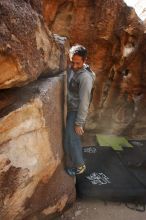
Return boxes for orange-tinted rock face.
[43,0,146,138]
[0,75,76,219]
[0,0,67,89]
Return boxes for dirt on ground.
[56,198,146,220]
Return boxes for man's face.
[70,55,85,72]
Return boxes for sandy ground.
[57,198,146,220]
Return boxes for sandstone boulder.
[43,0,146,138]
[0,0,67,89]
[0,74,75,220]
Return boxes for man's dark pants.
[64,111,84,168]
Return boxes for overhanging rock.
[0,0,67,89]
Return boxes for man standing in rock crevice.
[64,44,95,176]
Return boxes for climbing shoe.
[76,164,86,175]
[66,165,86,176]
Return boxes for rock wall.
[0,0,66,89]
[0,1,75,219]
[0,75,75,220]
[43,0,146,138]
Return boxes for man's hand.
[74,125,84,136]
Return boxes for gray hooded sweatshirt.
[67,64,96,126]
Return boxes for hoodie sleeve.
[75,74,93,126]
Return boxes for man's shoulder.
[78,71,95,87]
[82,65,96,81]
